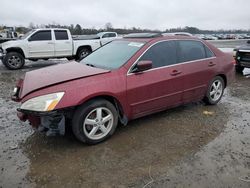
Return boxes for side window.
[55,30,69,40]
[102,33,110,38]
[204,45,215,58]
[29,31,51,41]
[139,41,177,68]
[109,33,116,37]
[178,40,206,63]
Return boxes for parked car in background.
[12,33,234,144]
[0,27,19,44]
[233,40,250,73]
[0,28,118,70]
[163,32,193,37]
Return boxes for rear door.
[177,40,217,103]
[54,30,73,57]
[126,41,184,118]
[27,30,54,58]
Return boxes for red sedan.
[12,33,234,144]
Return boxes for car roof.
[121,34,203,43]
[34,28,68,31]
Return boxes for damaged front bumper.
[17,108,66,136]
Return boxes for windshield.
[21,30,35,39]
[80,40,145,70]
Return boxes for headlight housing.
[20,92,64,112]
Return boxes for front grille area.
[239,52,250,62]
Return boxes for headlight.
[20,92,64,112]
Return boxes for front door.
[27,30,54,58]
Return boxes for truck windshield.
[81,40,145,70]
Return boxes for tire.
[77,48,91,61]
[235,65,244,73]
[203,76,225,105]
[72,99,118,144]
[3,52,25,70]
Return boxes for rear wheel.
[3,52,25,70]
[204,76,225,105]
[77,48,91,61]
[72,99,118,144]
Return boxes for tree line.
[1,23,249,35]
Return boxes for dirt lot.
[0,41,250,188]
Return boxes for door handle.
[170,70,182,76]
[208,62,216,67]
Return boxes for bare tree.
[104,22,113,30]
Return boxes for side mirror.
[133,60,152,73]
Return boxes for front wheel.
[3,52,25,70]
[203,76,225,105]
[72,99,118,144]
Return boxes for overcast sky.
[1,0,250,30]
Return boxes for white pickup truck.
[0,28,118,69]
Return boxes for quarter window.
[139,41,177,68]
[29,31,51,41]
[178,40,206,63]
[204,45,215,58]
[55,30,69,40]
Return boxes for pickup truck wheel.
[72,99,118,144]
[77,48,91,61]
[203,76,225,105]
[3,52,25,70]
[235,65,244,73]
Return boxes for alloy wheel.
[8,55,22,68]
[83,107,114,140]
[209,79,223,102]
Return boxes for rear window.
[177,40,206,63]
[55,30,69,40]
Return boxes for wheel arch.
[6,47,25,58]
[216,74,227,88]
[77,95,128,125]
[76,45,92,55]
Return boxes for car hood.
[20,62,110,98]
[1,40,23,49]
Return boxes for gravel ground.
[0,40,249,188]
